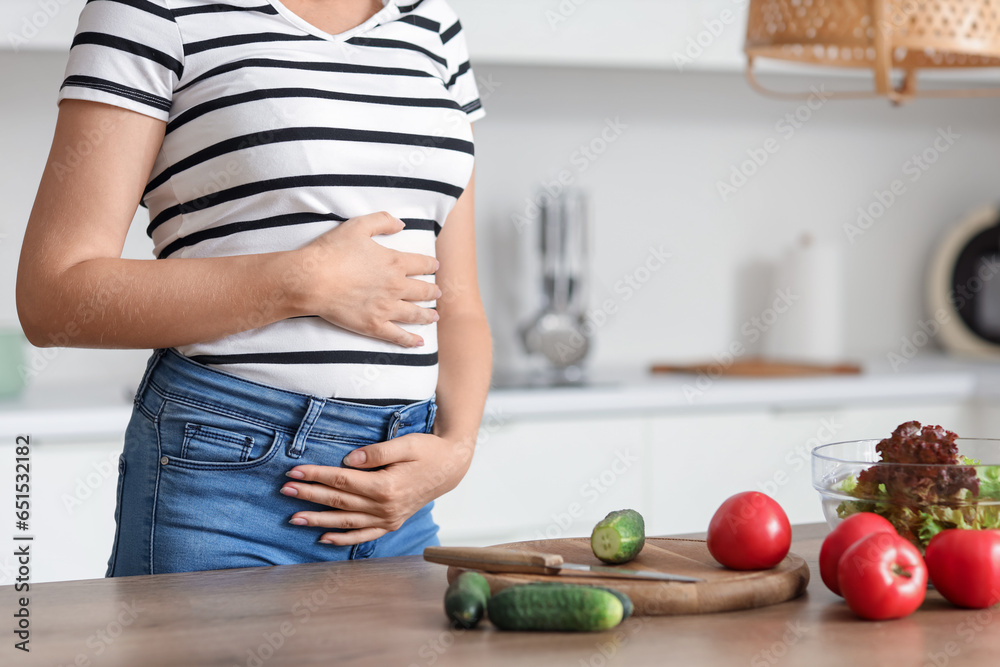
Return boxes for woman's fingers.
[342,436,420,469]
[319,527,388,546]
[353,210,405,237]
[281,467,383,508]
[398,250,440,277]
[390,302,439,328]
[280,482,378,514]
[400,276,442,303]
[290,510,381,531]
[374,321,424,348]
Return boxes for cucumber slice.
[487,584,624,632]
[444,571,490,629]
[591,509,646,564]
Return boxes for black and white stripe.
[172,2,277,16]
[58,0,484,402]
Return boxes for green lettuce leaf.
[978,466,1000,499]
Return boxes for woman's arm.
[429,165,493,447]
[281,166,494,545]
[16,100,440,350]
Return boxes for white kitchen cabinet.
[757,402,974,524]
[647,410,781,537]
[436,399,978,548]
[449,0,745,72]
[648,403,974,538]
[643,408,863,536]
[433,413,648,547]
[0,435,122,585]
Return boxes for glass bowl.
[812,438,1000,550]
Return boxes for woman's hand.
[288,211,442,348]
[280,432,475,545]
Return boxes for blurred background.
[2,0,1000,583]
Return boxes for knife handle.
[423,546,564,574]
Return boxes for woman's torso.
[65,0,481,403]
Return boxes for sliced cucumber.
[444,571,490,629]
[591,509,646,564]
[487,584,624,632]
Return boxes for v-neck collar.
[266,0,400,42]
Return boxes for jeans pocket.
[157,397,281,468]
[181,423,255,463]
[105,454,126,577]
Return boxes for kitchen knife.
[423,546,703,583]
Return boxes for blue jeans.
[108,347,440,576]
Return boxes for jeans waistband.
[136,347,436,441]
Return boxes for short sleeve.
[58,0,185,122]
[438,13,486,123]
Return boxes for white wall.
[3,49,1000,391]
[473,64,1000,376]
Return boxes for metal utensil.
[520,189,591,371]
[423,546,703,583]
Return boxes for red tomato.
[838,532,927,620]
[925,529,1000,609]
[819,512,896,596]
[707,491,791,570]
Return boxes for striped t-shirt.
[59,0,484,405]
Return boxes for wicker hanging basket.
[745,0,1000,103]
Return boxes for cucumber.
[591,509,646,564]
[595,586,633,620]
[444,571,491,629]
[522,582,634,619]
[487,584,624,632]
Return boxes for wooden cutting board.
[445,537,810,616]
[650,358,861,377]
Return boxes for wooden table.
[5,524,1000,667]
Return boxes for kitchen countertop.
[7,523,999,667]
[1,353,998,440]
[488,355,990,419]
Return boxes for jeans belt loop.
[425,395,437,433]
[289,398,325,459]
[134,348,167,406]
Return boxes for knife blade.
[423,546,703,583]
